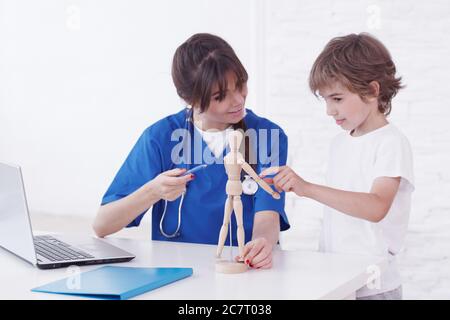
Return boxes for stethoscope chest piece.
[242,175,258,195]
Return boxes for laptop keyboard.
[34,235,95,262]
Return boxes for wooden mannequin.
[215,130,280,274]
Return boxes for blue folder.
[31,266,193,300]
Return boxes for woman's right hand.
[149,168,195,201]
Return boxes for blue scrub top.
[101,108,290,246]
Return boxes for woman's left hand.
[235,238,273,269]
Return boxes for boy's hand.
[260,166,307,197]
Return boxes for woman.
[93,33,289,269]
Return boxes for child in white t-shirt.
[261,33,414,300]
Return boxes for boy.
[261,33,414,299]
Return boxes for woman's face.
[193,72,248,131]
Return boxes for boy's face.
[319,82,377,133]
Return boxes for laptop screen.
[0,162,37,265]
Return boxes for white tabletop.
[0,235,387,300]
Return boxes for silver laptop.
[0,162,135,269]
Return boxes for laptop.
[0,162,135,269]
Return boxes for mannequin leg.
[233,196,245,261]
[216,195,234,258]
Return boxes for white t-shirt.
[194,125,234,159]
[319,123,414,298]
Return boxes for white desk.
[0,235,387,300]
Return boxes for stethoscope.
[159,108,260,239]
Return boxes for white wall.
[0,0,257,218]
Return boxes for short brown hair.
[309,33,403,116]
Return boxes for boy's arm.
[261,166,401,223]
[303,177,401,223]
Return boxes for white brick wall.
[260,0,450,298]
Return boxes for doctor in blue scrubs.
[93,33,290,270]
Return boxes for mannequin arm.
[239,160,281,199]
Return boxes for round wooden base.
[215,260,248,274]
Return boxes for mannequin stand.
[215,260,248,274]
